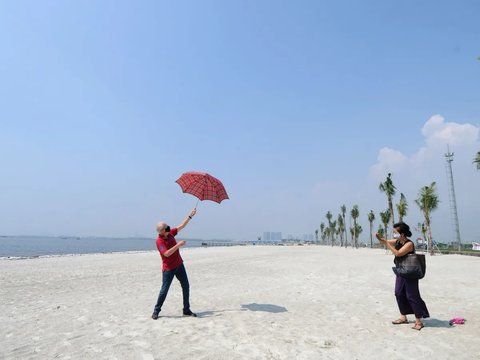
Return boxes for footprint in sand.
[133,340,149,349]
[320,340,336,349]
[102,331,115,338]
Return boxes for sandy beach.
[0,246,478,360]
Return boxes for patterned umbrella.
[175,172,229,204]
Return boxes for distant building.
[302,234,314,241]
[263,232,282,241]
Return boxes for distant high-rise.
[263,232,282,241]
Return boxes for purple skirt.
[394,275,430,318]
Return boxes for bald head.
[156,221,167,234]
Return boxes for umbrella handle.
[195,199,199,209]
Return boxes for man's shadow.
[196,303,288,318]
[241,303,288,313]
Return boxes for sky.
[0,1,479,243]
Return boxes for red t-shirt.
[156,228,184,271]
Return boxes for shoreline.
[2,242,479,261]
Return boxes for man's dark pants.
[154,263,190,314]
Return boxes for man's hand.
[164,240,186,257]
[178,209,197,232]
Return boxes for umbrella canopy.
[175,172,229,204]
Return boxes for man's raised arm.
[177,208,197,232]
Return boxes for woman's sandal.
[392,319,409,325]
[411,323,424,331]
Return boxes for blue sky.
[0,1,479,243]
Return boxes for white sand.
[0,246,478,360]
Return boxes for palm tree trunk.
[353,219,357,248]
[383,223,388,251]
[369,222,373,248]
[425,212,433,256]
[388,197,395,232]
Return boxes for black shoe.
[151,312,159,320]
[183,310,197,317]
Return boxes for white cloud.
[422,114,479,148]
[370,147,408,181]
[370,115,479,181]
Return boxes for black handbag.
[392,253,426,279]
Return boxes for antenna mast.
[445,146,461,251]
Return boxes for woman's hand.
[375,233,385,242]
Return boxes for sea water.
[0,235,204,259]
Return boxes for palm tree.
[320,222,326,244]
[367,210,375,248]
[355,224,363,245]
[337,214,345,247]
[415,182,439,255]
[415,222,427,249]
[379,173,396,232]
[326,211,333,245]
[350,205,360,248]
[396,193,408,222]
[350,224,363,246]
[474,151,480,170]
[324,227,331,245]
[341,205,348,247]
[330,220,337,246]
[379,209,391,242]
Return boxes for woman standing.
[376,221,429,330]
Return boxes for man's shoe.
[151,312,159,320]
[183,310,197,317]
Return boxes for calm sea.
[0,236,205,259]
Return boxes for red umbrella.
[175,172,229,205]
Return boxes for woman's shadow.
[424,319,454,328]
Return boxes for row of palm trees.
[316,151,478,252]
[316,173,440,255]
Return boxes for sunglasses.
[164,226,171,232]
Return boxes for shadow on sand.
[195,309,246,318]
[241,303,288,313]
[195,303,288,318]
[424,318,454,328]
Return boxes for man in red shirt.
[152,208,197,320]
